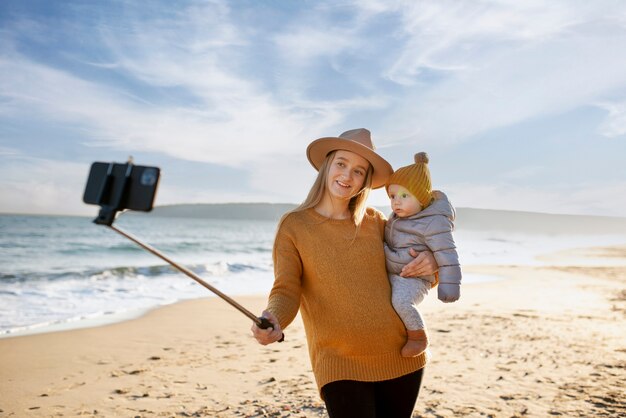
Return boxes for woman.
[251,129,438,417]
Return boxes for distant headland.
[147,203,297,220]
[128,203,626,235]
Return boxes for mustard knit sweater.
[267,207,429,394]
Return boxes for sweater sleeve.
[424,216,462,285]
[267,226,303,329]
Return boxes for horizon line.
[2,203,625,220]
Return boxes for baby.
[384,152,462,357]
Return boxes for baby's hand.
[438,283,460,303]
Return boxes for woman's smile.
[334,179,352,190]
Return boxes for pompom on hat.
[306,128,393,189]
[386,152,433,208]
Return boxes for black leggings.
[321,368,424,418]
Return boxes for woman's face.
[325,150,370,201]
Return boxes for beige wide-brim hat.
[306,128,393,189]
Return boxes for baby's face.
[387,184,422,218]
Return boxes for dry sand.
[1,246,625,417]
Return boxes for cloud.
[0,156,93,215]
[381,1,590,85]
[0,3,309,164]
[596,99,626,138]
[0,51,312,165]
[98,0,247,91]
[273,27,356,64]
[0,1,394,168]
[365,1,626,145]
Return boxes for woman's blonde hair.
[279,150,373,232]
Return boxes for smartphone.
[83,161,160,212]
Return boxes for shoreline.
[0,306,157,340]
[1,246,625,416]
[2,241,624,339]
[0,273,506,340]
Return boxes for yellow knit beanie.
[386,152,433,208]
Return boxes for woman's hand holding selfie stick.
[251,310,284,345]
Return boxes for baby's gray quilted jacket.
[384,190,462,285]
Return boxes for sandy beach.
[1,246,625,417]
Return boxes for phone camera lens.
[140,168,158,186]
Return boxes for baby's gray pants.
[389,274,430,330]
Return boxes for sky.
[1,0,625,217]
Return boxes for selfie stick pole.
[107,223,275,330]
[90,159,279,335]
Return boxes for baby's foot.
[401,329,428,357]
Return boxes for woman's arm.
[251,225,302,345]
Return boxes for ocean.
[1,210,625,337]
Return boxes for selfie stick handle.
[108,224,279,334]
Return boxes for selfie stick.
[89,160,281,337]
